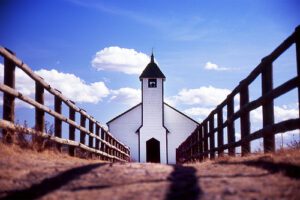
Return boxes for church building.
[107,54,199,164]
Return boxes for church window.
[148,79,157,88]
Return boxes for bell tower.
[139,53,165,127]
[138,53,168,163]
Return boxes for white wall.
[142,78,163,127]
[107,104,142,162]
[164,104,199,164]
[107,78,198,164]
[140,78,167,163]
[139,126,167,163]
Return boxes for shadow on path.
[218,159,300,179]
[3,163,105,200]
[165,165,202,200]
[198,172,270,179]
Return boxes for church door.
[146,138,160,163]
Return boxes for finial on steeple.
[151,48,154,63]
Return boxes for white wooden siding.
[164,104,198,164]
[107,104,141,162]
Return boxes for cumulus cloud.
[109,87,141,107]
[0,63,35,108]
[92,46,150,75]
[166,86,231,107]
[0,64,109,106]
[36,69,109,104]
[183,107,214,121]
[204,61,233,71]
[274,105,298,121]
[250,105,298,123]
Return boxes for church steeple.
[151,53,154,63]
[139,53,166,80]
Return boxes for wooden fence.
[0,47,130,162]
[176,26,300,163]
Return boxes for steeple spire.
[151,47,154,63]
[151,50,154,63]
[139,50,166,80]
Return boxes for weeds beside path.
[0,143,300,200]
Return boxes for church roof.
[139,53,166,80]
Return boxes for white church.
[107,54,199,164]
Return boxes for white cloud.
[91,46,150,75]
[274,105,298,122]
[36,69,109,104]
[250,105,298,123]
[183,107,214,121]
[166,86,231,107]
[0,64,109,106]
[250,107,263,123]
[109,87,141,107]
[183,107,213,117]
[204,61,233,71]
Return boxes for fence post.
[261,57,275,152]
[190,134,194,161]
[95,123,100,150]
[116,142,119,159]
[35,82,44,133]
[106,134,110,161]
[198,125,203,161]
[100,128,105,152]
[209,116,215,159]
[2,49,15,142]
[196,129,200,161]
[113,139,116,159]
[217,108,224,157]
[193,132,197,160]
[69,106,76,156]
[80,112,86,145]
[88,119,94,149]
[203,120,209,159]
[108,136,112,158]
[227,97,236,156]
[54,95,62,151]
[295,26,300,119]
[240,84,251,156]
[188,136,192,162]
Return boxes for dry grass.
[0,141,300,199]
[1,126,56,152]
[0,141,104,198]
[209,147,300,165]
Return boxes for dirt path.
[1,143,300,200]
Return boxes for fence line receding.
[0,47,130,162]
[176,25,300,164]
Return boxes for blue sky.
[0,0,299,147]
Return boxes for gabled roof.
[139,53,166,80]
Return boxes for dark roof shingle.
[139,54,166,79]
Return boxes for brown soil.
[0,143,300,200]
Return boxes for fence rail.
[176,26,300,163]
[0,47,130,162]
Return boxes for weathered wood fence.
[176,26,300,163]
[0,47,130,162]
